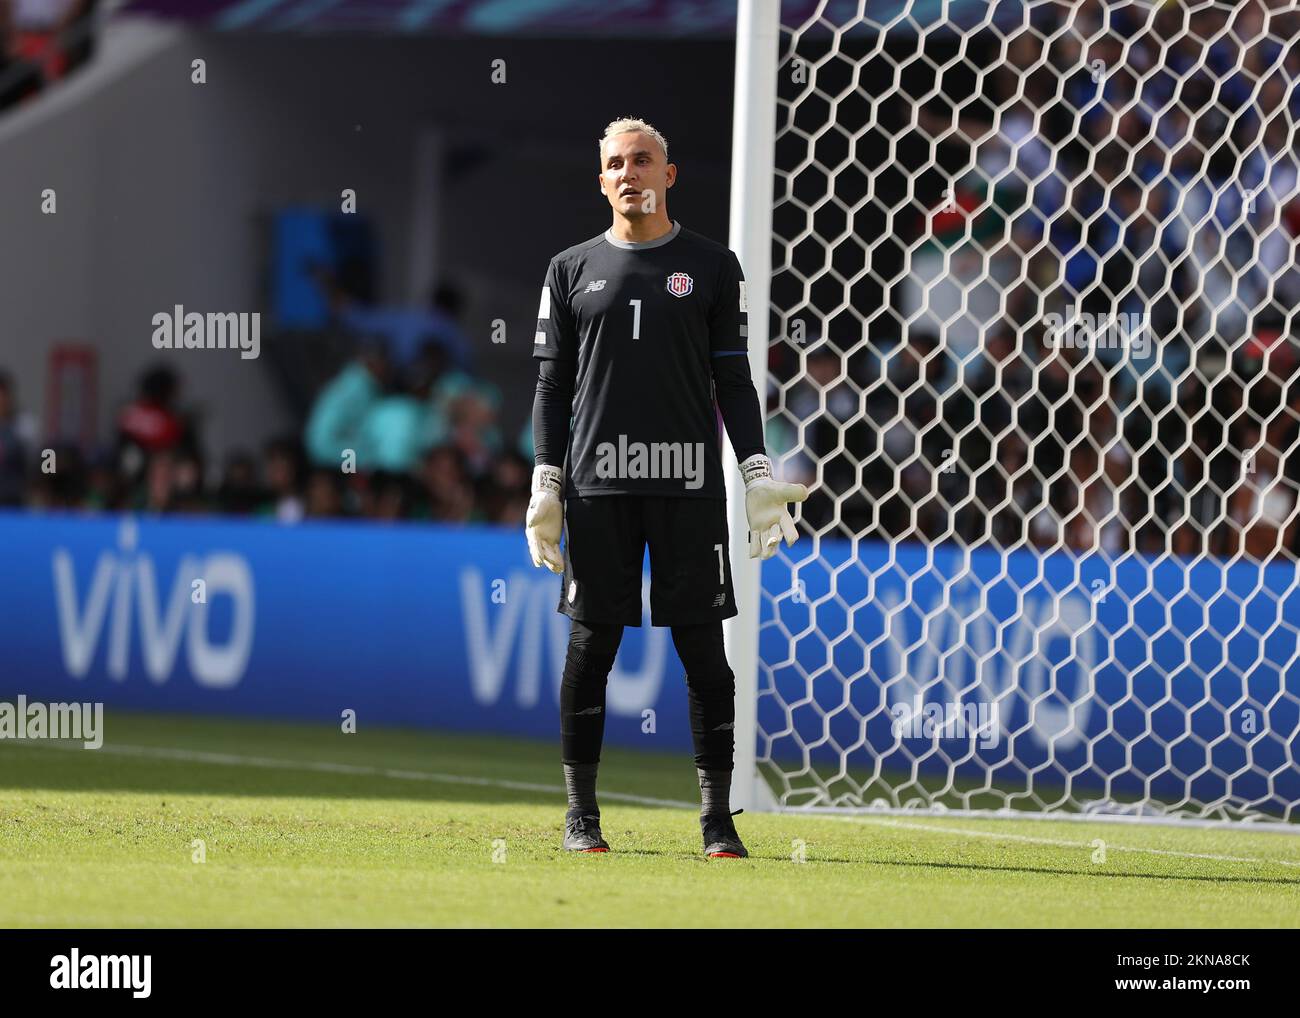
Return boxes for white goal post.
[727,0,1300,827]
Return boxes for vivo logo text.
[52,520,254,687]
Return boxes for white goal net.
[754,0,1300,824]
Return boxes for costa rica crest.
[666,272,694,297]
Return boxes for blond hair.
[599,117,669,163]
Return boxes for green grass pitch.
[1,712,1298,927]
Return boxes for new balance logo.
[712,593,726,607]
[582,279,607,293]
[575,706,604,716]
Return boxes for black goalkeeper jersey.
[532,221,749,500]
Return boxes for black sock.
[564,762,599,818]
[698,767,732,818]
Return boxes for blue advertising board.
[1,512,1297,813]
[759,543,1300,813]
[0,512,689,750]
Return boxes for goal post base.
[735,766,781,813]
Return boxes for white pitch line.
[5,739,696,809]
[9,741,1300,871]
[825,814,1300,870]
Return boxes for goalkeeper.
[527,117,809,857]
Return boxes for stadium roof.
[121,0,1031,38]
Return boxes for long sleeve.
[532,356,576,468]
[531,256,579,468]
[712,354,766,464]
[709,249,765,463]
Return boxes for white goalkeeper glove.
[525,464,565,574]
[740,454,810,560]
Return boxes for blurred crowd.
[0,339,534,527]
[773,327,1300,562]
[0,0,98,111]
[770,1,1300,562]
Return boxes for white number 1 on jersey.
[629,299,641,339]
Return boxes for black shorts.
[559,495,737,627]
